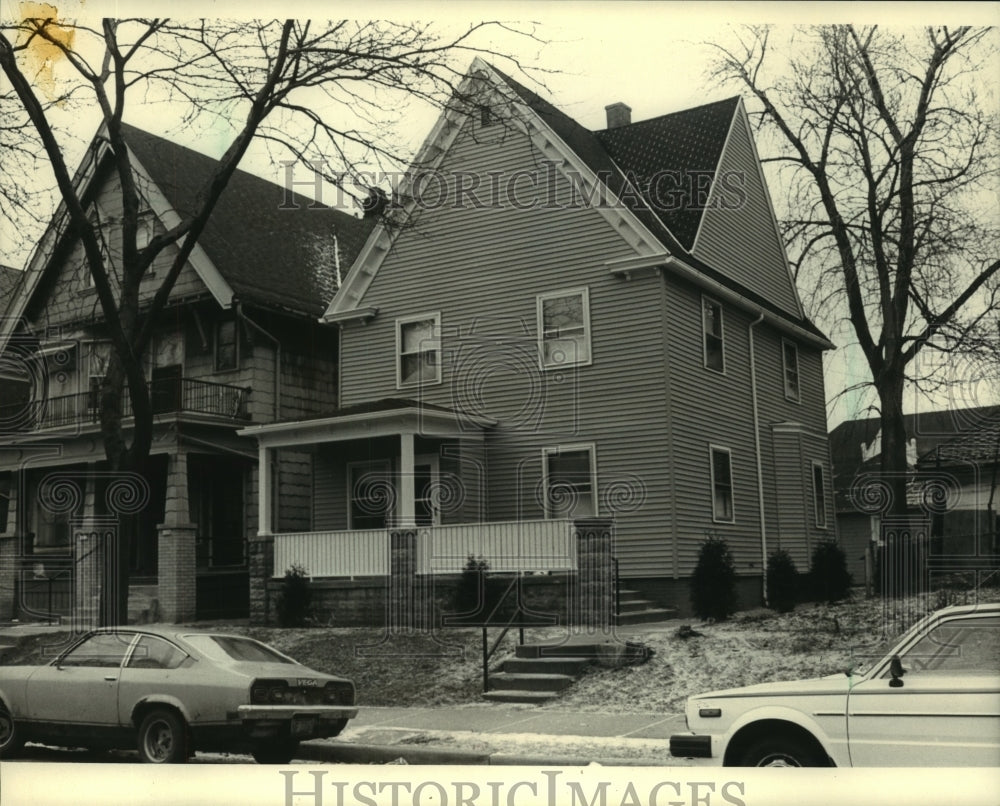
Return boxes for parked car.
[0,626,357,763]
[670,602,1000,766]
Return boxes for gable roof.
[120,124,377,317]
[330,61,828,347]
[830,405,1000,505]
[918,408,1000,468]
[0,266,24,316]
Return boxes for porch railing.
[0,377,251,431]
[272,519,577,579]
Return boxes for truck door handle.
[104,676,116,682]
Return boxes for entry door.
[413,454,440,526]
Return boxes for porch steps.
[614,588,676,626]
[482,645,600,704]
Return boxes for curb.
[299,741,667,767]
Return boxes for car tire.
[737,735,825,767]
[252,739,300,764]
[137,709,188,764]
[327,718,349,738]
[0,705,25,759]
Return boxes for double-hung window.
[542,444,597,519]
[397,314,441,387]
[215,319,239,371]
[703,297,725,372]
[710,446,734,522]
[783,340,800,401]
[537,288,591,369]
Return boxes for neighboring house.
[830,405,1000,584]
[917,408,1000,569]
[0,125,374,624]
[240,59,836,622]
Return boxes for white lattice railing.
[272,519,577,578]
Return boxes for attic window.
[702,297,725,373]
[783,340,800,401]
[479,105,494,127]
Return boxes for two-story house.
[0,125,374,624]
[240,59,836,622]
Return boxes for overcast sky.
[4,2,999,425]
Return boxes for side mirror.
[889,654,906,688]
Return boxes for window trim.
[536,287,593,371]
[541,442,598,519]
[702,296,726,374]
[782,339,801,402]
[395,312,442,388]
[214,318,240,372]
[709,444,735,523]
[812,460,829,529]
[346,459,393,530]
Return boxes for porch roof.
[237,398,495,448]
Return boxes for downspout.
[748,312,768,606]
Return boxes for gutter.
[748,312,769,606]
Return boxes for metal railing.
[0,377,251,431]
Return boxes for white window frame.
[702,296,725,373]
[536,287,592,370]
[709,445,735,523]
[541,443,598,519]
[782,339,800,402]
[346,460,393,530]
[812,460,828,529]
[396,313,442,388]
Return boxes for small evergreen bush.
[766,549,799,612]
[809,539,852,603]
[276,564,312,627]
[453,555,490,613]
[691,536,738,621]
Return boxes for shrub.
[452,555,491,614]
[766,549,799,612]
[691,536,737,621]
[809,539,852,603]
[276,564,312,627]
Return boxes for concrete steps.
[483,644,601,704]
[614,588,676,626]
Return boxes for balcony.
[272,519,578,578]
[0,377,251,432]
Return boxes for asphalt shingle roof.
[489,68,827,343]
[121,124,377,317]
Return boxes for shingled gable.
[326,59,827,346]
[120,124,376,317]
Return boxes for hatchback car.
[0,627,357,763]
[669,602,1000,766]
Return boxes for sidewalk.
[301,705,692,766]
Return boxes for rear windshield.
[183,635,296,664]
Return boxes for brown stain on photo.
[16,2,76,101]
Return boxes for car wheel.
[0,705,25,759]
[252,739,299,764]
[327,718,348,738]
[737,736,825,767]
[137,709,188,763]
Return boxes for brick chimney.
[605,102,632,129]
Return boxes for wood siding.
[691,107,801,318]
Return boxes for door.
[151,364,183,414]
[25,631,137,737]
[846,614,1000,766]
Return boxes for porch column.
[398,433,415,528]
[157,451,197,623]
[258,443,272,535]
[0,472,19,621]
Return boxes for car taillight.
[251,679,289,704]
[324,681,355,705]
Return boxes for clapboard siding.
[339,117,676,578]
[692,106,801,318]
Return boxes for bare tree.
[708,25,1000,519]
[1,16,539,624]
